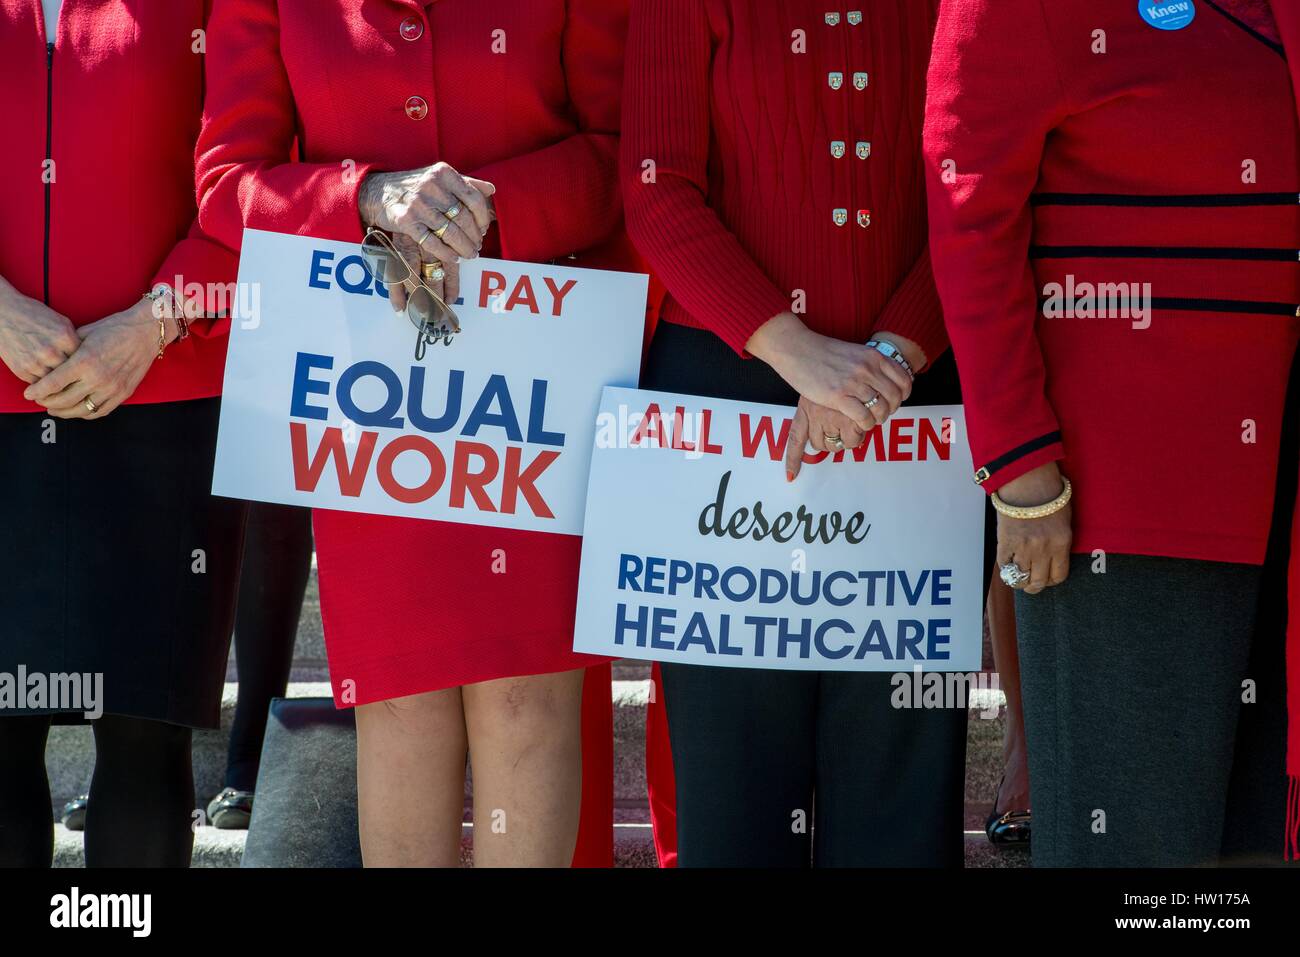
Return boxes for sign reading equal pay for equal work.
[212,229,647,534]
[573,388,986,671]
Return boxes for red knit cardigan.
[620,0,947,363]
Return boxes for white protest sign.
[212,229,647,535]
[573,388,985,671]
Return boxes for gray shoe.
[206,788,255,829]
[60,795,89,831]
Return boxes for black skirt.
[0,398,247,729]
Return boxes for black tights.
[225,502,313,792]
[0,714,194,868]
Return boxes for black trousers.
[644,321,970,867]
[225,502,314,793]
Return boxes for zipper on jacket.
[43,42,54,306]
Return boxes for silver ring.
[825,433,845,452]
[864,395,880,410]
[999,562,1031,588]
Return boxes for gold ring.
[422,263,446,283]
[825,433,845,451]
[444,203,462,221]
[434,222,452,240]
[417,227,432,249]
[84,397,98,413]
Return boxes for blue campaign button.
[1139,0,1196,30]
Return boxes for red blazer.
[925,0,1300,566]
[1274,0,1300,858]
[195,0,633,270]
[0,0,235,414]
[620,0,946,363]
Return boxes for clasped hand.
[0,283,168,419]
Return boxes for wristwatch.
[865,339,914,379]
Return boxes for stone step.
[46,680,1010,829]
[51,823,1027,869]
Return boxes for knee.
[363,689,457,737]
[472,677,579,744]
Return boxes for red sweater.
[925,0,1300,565]
[620,0,946,363]
[0,0,234,413]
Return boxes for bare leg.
[462,669,585,867]
[988,581,1030,811]
[355,687,467,867]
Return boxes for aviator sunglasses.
[359,227,461,360]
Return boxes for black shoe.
[206,788,255,830]
[60,795,89,832]
[985,807,1031,848]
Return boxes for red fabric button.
[399,17,424,41]
[405,95,428,120]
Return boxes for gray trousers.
[1015,553,1263,867]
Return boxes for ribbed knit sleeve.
[470,0,627,263]
[872,246,947,371]
[620,0,791,356]
[195,0,377,252]
[924,0,1068,490]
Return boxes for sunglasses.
[359,228,461,360]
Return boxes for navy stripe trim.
[1203,1,1287,58]
[975,431,1062,485]
[1031,192,1298,207]
[1148,297,1298,316]
[1030,245,1299,262]
[1035,295,1299,317]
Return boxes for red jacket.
[925,0,1300,566]
[620,0,946,363]
[195,0,634,269]
[0,0,234,413]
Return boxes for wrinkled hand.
[0,281,81,384]
[747,313,913,434]
[23,299,165,419]
[995,462,1073,595]
[359,162,496,306]
[783,395,867,481]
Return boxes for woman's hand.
[22,299,171,419]
[995,462,1073,595]
[359,163,496,306]
[747,312,914,434]
[0,280,81,384]
[783,396,867,481]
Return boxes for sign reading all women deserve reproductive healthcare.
[573,388,985,671]
[212,229,647,535]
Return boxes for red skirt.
[313,509,607,706]
[314,508,615,867]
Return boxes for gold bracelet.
[991,476,1072,520]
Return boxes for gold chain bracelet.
[991,476,1072,520]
